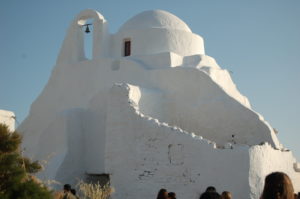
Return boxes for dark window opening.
[124,40,131,56]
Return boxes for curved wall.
[118,10,192,33]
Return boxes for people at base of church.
[221,191,232,199]
[60,184,76,199]
[71,188,80,199]
[206,186,217,193]
[168,192,176,199]
[200,191,221,199]
[157,188,168,199]
[199,186,221,199]
[260,172,294,199]
[153,172,299,199]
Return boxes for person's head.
[200,192,221,199]
[71,189,76,196]
[206,186,217,193]
[63,184,71,193]
[157,188,168,199]
[261,172,294,199]
[221,191,232,199]
[168,192,176,199]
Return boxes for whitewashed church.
[11,9,300,198]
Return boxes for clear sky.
[1,0,299,159]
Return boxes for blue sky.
[1,0,299,159]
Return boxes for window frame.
[123,39,131,57]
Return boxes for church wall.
[129,52,183,69]
[112,28,204,58]
[18,53,282,190]
[84,89,110,174]
[34,109,86,188]
[147,68,279,148]
[105,84,251,199]
[249,144,300,199]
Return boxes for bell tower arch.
[56,9,109,64]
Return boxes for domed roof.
[118,10,192,33]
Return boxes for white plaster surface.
[249,144,300,199]
[118,10,192,33]
[17,9,300,198]
[0,109,15,132]
[105,84,300,199]
[105,84,251,199]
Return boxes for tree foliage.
[0,124,53,199]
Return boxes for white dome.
[118,10,192,33]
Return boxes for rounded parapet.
[74,9,106,26]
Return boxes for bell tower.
[56,9,109,65]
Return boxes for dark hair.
[157,188,168,199]
[63,184,71,191]
[221,191,232,199]
[200,192,221,199]
[168,192,176,199]
[71,189,76,195]
[261,172,294,199]
[206,186,216,193]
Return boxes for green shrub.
[0,124,53,199]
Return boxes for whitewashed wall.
[0,109,15,132]
[105,84,300,199]
[249,144,300,199]
[105,84,251,199]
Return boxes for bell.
[85,25,90,33]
